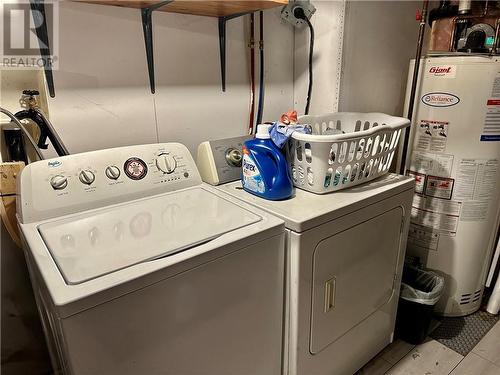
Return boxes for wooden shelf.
[78,1,287,18]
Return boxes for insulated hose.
[293,7,314,115]
[248,13,256,134]
[256,11,265,128]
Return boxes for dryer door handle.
[324,277,336,313]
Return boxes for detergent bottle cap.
[256,124,271,139]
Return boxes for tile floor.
[358,320,500,375]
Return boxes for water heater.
[404,55,500,317]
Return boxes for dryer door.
[309,207,403,354]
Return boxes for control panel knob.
[156,153,177,174]
[105,165,121,180]
[50,175,68,190]
[225,148,242,167]
[79,170,95,185]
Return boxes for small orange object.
[280,110,298,125]
[415,9,422,21]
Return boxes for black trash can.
[395,264,445,345]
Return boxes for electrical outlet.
[280,0,316,28]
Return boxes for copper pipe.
[449,16,459,51]
[494,18,500,54]
[484,0,489,17]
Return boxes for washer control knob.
[50,175,68,190]
[225,148,242,167]
[156,153,177,174]
[105,165,121,180]
[79,170,95,185]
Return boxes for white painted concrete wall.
[293,0,420,117]
[338,1,421,116]
[294,0,345,115]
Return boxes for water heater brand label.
[428,65,456,78]
[422,93,460,107]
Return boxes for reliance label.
[421,92,460,107]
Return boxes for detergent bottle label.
[242,148,265,194]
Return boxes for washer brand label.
[422,92,460,107]
[47,160,62,168]
[428,65,456,78]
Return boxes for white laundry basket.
[287,112,410,194]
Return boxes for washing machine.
[198,137,415,375]
[17,143,285,375]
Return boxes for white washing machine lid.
[38,187,261,285]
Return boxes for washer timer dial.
[225,148,243,167]
[156,153,177,174]
[124,157,148,180]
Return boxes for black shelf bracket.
[218,12,250,92]
[141,0,173,94]
[30,0,55,98]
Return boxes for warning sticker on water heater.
[410,151,454,178]
[410,206,459,236]
[461,201,490,221]
[416,120,449,152]
[407,170,426,194]
[408,224,440,251]
[425,175,454,200]
[454,159,499,221]
[481,99,500,141]
[453,159,498,201]
[411,194,461,236]
[412,195,462,217]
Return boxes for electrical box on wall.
[280,0,316,27]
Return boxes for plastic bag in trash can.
[400,265,445,306]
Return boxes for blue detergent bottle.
[242,124,293,200]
